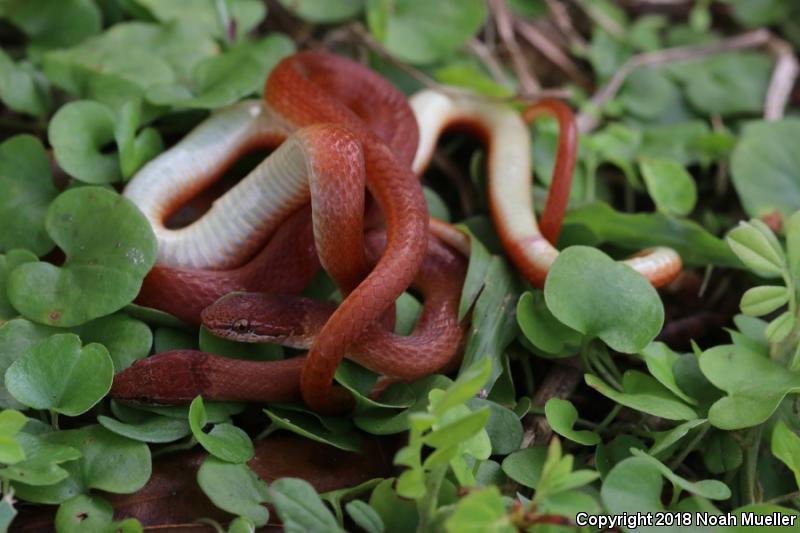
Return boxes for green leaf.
[601,457,666,533]
[445,486,514,533]
[278,0,364,22]
[49,100,122,184]
[8,187,157,327]
[135,0,266,40]
[563,202,738,267]
[197,457,270,527]
[0,0,101,53]
[0,250,38,321]
[466,398,522,455]
[545,398,600,446]
[731,119,800,219]
[189,396,253,463]
[545,246,664,353]
[516,291,581,356]
[346,499,384,533]
[268,478,346,533]
[0,50,50,116]
[669,52,772,116]
[434,62,512,98]
[787,211,800,279]
[424,408,490,449]
[586,372,698,420]
[147,35,294,109]
[0,135,58,256]
[648,419,707,457]
[264,405,362,452]
[500,446,546,489]
[700,344,800,429]
[726,221,785,276]
[5,334,112,416]
[13,425,150,504]
[703,430,743,474]
[640,342,697,405]
[42,22,217,113]
[366,0,487,65]
[227,517,256,533]
[56,494,142,533]
[630,449,731,499]
[740,286,790,316]
[98,414,191,444]
[368,478,418,532]
[432,358,492,417]
[772,420,800,490]
[765,311,794,344]
[0,411,26,465]
[1,432,81,486]
[639,158,697,216]
[72,313,152,372]
[114,99,163,180]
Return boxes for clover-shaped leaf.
[189,396,254,463]
[48,101,121,184]
[146,35,294,110]
[13,425,150,504]
[700,344,800,429]
[0,135,58,256]
[8,187,157,327]
[545,246,664,353]
[5,333,112,416]
[197,457,270,526]
[544,398,600,446]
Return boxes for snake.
[113,51,682,410]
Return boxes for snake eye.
[232,319,250,333]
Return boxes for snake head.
[201,292,335,348]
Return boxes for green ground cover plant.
[1,0,800,531]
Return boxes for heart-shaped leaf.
[0,135,58,256]
[48,100,121,184]
[5,333,112,416]
[13,425,150,504]
[545,246,664,353]
[197,456,270,526]
[8,187,157,327]
[114,99,163,180]
[700,344,800,429]
[189,396,253,464]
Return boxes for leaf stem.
[741,425,764,505]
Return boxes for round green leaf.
[55,494,142,533]
[189,396,254,463]
[445,486,515,533]
[516,291,581,356]
[544,246,664,353]
[0,135,58,256]
[544,398,600,446]
[8,187,157,327]
[5,333,112,416]
[467,398,523,455]
[367,0,487,65]
[72,313,153,372]
[601,457,665,533]
[704,430,743,474]
[49,100,121,184]
[639,158,697,216]
[13,425,151,504]
[197,457,269,527]
[500,446,547,489]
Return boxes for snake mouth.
[206,327,283,344]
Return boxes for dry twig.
[520,362,583,448]
[489,0,541,93]
[514,19,591,90]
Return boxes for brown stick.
[520,361,583,448]
[514,19,591,90]
[489,0,542,93]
